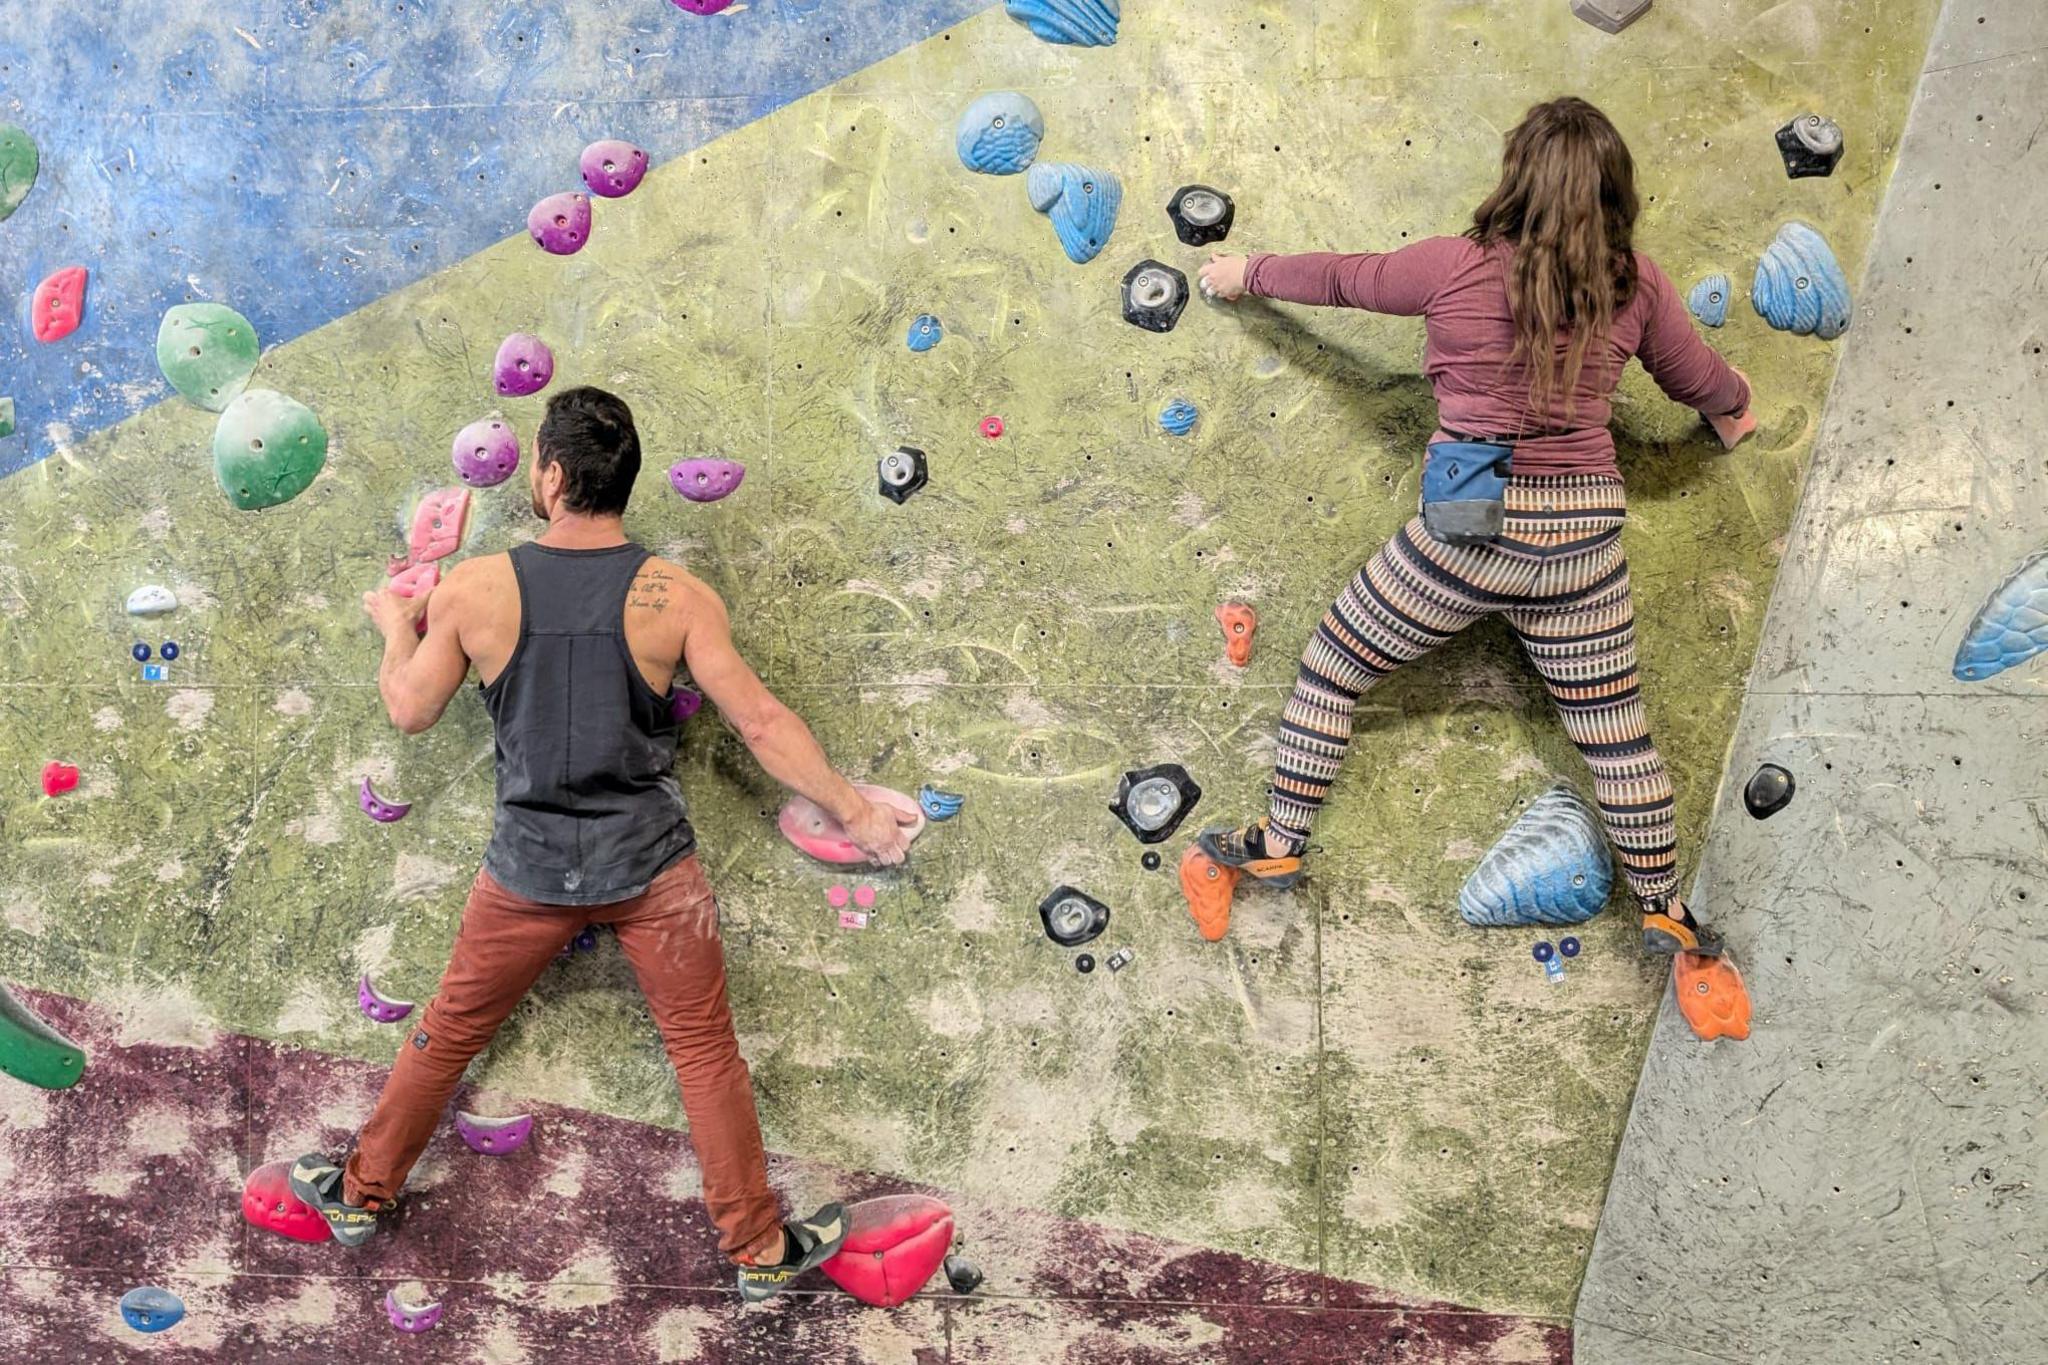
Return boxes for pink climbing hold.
[451,416,520,488]
[853,885,877,909]
[40,761,78,798]
[387,560,440,601]
[827,885,851,909]
[241,1161,333,1244]
[580,140,649,199]
[668,458,746,504]
[30,266,87,343]
[493,333,555,397]
[527,192,592,255]
[820,1194,955,1307]
[979,415,1005,440]
[454,1110,534,1156]
[408,487,471,566]
[672,0,736,13]
[777,785,925,864]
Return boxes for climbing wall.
[0,1,1943,1360]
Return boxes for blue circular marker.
[131,642,151,662]
[1531,941,1555,963]
[119,1285,185,1334]
[1559,936,1581,958]
[160,641,180,661]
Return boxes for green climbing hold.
[212,389,328,510]
[0,124,37,223]
[157,303,261,412]
[0,982,85,1090]
[0,397,15,440]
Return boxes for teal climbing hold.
[955,93,1044,176]
[1687,273,1730,328]
[0,124,37,223]
[212,390,328,511]
[1025,162,1121,264]
[1751,222,1851,340]
[1159,399,1198,436]
[0,397,14,440]
[1006,0,1119,46]
[0,982,85,1090]
[156,304,261,412]
[1954,549,2048,682]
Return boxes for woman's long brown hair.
[1467,97,1640,422]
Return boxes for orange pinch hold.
[1214,603,1257,668]
[1675,950,1752,1042]
[1179,844,1240,942]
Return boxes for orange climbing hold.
[1675,950,1751,1042]
[1179,844,1239,942]
[30,265,87,343]
[1214,602,1257,667]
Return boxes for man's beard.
[531,491,548,521]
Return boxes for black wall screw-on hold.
[1039,885,1110,947]
[1141,850,1162,871]
[1110,763,1202,844]
[1744,763,1796,819]
[1076,953,1096,974]
[1776,114,1843,178]
[943,1254,984,1295]
[1121,260,1189,333]
[878,446,928,503]
[1167,184,1235,246]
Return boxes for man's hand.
[363,585,428,639]
[1198,253,1249,302]
[841,797,918,867]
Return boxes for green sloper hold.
[0,397,14,439]
[0,124,36,222]
[0,982,85,1090]
[212,389,328,510]
[157,303,260,412]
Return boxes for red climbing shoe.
[1195,819,1305,889]
[1179,845,1240,942]
[1675,951,1751,1042]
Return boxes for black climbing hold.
[1038,885,1110,947]
[1121,260,1189,333]
[1141,850,1161,871]
[878,446,928,504]
[1167,184,1235,247]
[1743,763,1795,819]
[943,1253,984,1295]
[1109,763,1202,844]
[1076,953,1096,974]
[1776,114,1843,179]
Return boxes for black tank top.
[479,541,695,905]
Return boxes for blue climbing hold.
[131,643,151,663]
[1458,783,1613,928]
[907,314,943,353]
[1005,0,1120,46]
[1751,222,1851,340]
[119,1286,185,1334]
[1025,162,1121,264]
[955,93,1044,176]
[918,784,965,821]
[1687,273,1731,328]
[1159,399,1199,436]
[160,641,180,661]
[1954,549,2048,682]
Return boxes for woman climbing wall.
[1191,96,1755,963]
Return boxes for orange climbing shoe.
[1195,819,1305,889]
[1640,898,1723,957]
[1179,845,1240,942]
[1674,951,1751,1042]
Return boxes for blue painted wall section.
[0,0,995,476]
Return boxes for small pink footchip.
[979,415,1004,440]
[853,885,876,909]
[827,885,851,908]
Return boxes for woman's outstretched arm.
[1201,237,1467,314]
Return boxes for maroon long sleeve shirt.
[1244,236,1750,479]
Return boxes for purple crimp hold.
[450,416,520,488]
[493,334,554,397]
[672,0,736,13]
[668,458,745,504]
[454,1110,535,1156]
[383,1288,444,1334]
[580,140,649,199]
[527,192,591,255]
[358,975,416,1024]
[359,777,411,823]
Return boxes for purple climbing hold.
[451,416,521,488]
[672,686,704,722]
[383,1287,444,1334]
[672,0,736,12]
[668,458,746,504]
[359,777,412,823]
[454,1110,535,1156]
[358,975,416,1025]
[493,334,555,397]
[527,192,592,255]
[580,140,649,199]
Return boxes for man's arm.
[363,566,473,735]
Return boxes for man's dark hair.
[536,386,641,516]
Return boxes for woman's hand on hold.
[1709,366,1756,451]
[1198,253,1249,302]
[843,798,917,867]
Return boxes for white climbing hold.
[126,586,177,616]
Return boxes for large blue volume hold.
[1687,273,1731,328]
[1458,783,1613,928]
[1954,549,2048,681]
[955,92,1045,175]
[1005,0,1120,45]
[1025,162,1122,264]
[1751,222,1851,340]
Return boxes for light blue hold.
[907,314,943,353]
[120,1286,185,1334]
[1005,0,1120,46]
[1025,161,1121,264]
[955,92,1044,176]
[919,784,965,820]
[1687,273,1731,328]
[1159,399,1199,436]
[1953,549,2048,681]
[1751,222,1851,340]
[1458,783,1613,928]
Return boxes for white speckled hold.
[125,585,176,616]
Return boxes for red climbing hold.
[1214,602,1258,667]
[1179,844,1239,942]
[30,266,87,343]
[241,1160,333,1243]
[39,761,78,798]
[979,415,1005,440]
[820,1194,954,1307]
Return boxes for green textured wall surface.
[0,0,1936,1321]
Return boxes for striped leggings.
[1268,474,1678,903]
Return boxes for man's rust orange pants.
[342,855,784,1262]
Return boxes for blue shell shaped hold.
[1159,399,1199,436]
[1687,273,1731,328]
[1005,0,1120,46]
[119,1286,185,1334]
[906,314,943,353]
[1953,549,2048,681]
[955,92,1044,176]
[919,784,965,820]
[1458,783,1613,928]
[1025,161,1121,264]
[1751,222,1851,340]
